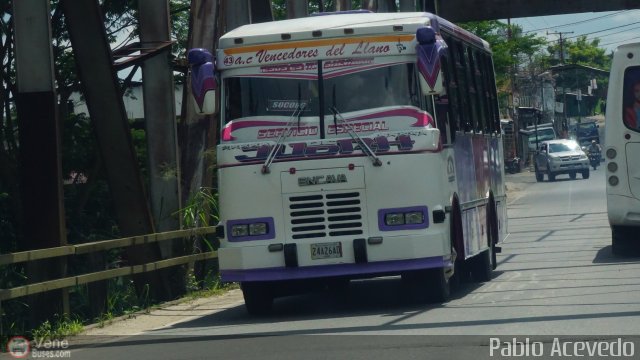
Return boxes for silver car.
[534,139,590,181]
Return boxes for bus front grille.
[287,192,364,240]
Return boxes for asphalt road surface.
[72,168,640,360]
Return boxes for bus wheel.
[402,267,450,303]
[424,267,451,303]
[472,249,493,282]
[449,200,469,286]
[241,282,273,315]
[487,198,500,270]
[612,226,635,256]
[474,201,495,282]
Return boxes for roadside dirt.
[81,289,244,336]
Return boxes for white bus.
[189,11,507,314]
[605,42,640,255]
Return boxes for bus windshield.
[224,62,420,123]
[324,63,420,113]
[224,77,320,122]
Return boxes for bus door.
[622,66,640,199]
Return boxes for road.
[73,168,640,359]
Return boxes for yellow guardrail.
[0,227,218,301]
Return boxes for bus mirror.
[188,48,217,115]
[416,27,446,96]
[418,69,444,96]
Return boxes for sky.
[505,9,640,57]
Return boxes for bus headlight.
[385,213,405,226]
[606,148,617,159]
[404,212,425,225]
[249,222,268,236]
[608,162,618,173]
[227,217,275,241]
[231,224,249,237]
[609,176,619,186]
[379,206,429,230]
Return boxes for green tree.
[544,35,610,69]
[0,0,193,335]
[460,21,547,114]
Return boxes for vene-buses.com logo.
[5,336,72,359]
[6,336,30,358]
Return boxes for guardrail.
[0,227,218,302]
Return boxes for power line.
[564,20,640,40]
[523,10,629,34]
[587,26,640,46]
[600,35,640,47]
[583,25,640,42]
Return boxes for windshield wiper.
[331,106,382,167]
[261,102,306,174]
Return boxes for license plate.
[310,242,343,260]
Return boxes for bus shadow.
[155,272,502,330]
[593,245,640,264]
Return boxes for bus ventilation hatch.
[287,192,364,240]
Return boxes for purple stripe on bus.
[221,256,448,282]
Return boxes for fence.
[0,227,218,302]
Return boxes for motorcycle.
[588,151,601,170]
[505,157,520,174]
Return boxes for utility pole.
[547,31,573,65]
[507,18,517,160]
[548,31,573,138]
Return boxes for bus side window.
[464,46,481,133]
[470,47,489,133]
[484,54,500,134]
[441,34,459,142]
[453,41,472,132]
[623,67,640,131]
[434,93,451,145]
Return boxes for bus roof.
[218,12,489,50]
[615,41,640,53]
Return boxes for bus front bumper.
[218,232,450,282]
[220,256,450,282]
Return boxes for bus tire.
[473,248,493,282]
[241,282,273,316]
[425,267,451,303]
[449,198,469,285]
[487,198,499,270]
[612,226,635,256]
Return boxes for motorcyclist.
[587,140,601,170]
[587,140,601,154]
